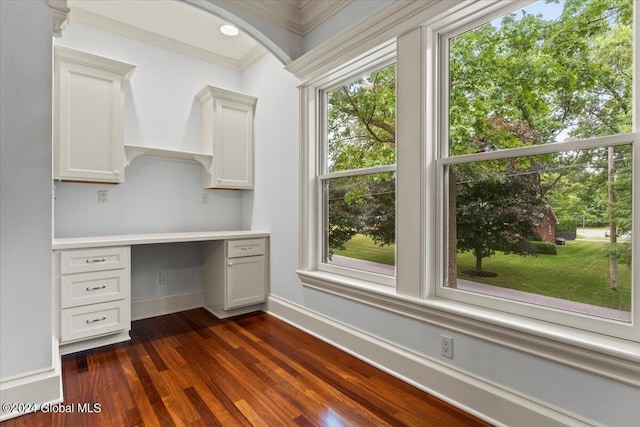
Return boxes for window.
[296,0,638,383]
[437,0,637,340]
[319,62,397,285]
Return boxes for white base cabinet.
[203,238,268,318]
[53,246,131,354]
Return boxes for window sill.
[297,269,640,387]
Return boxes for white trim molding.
[68,6,267,71]
[131,291,204,321]
[286,0,466,82]
[0,338,63,422]
[47,0,70,37]
[297,270,640,388]
[219,0,354,36]
[267,295,598,427]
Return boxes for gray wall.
[0,0,53,379]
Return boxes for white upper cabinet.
[54,46,135,183]
[196,86,257,189]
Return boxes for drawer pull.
[240,246,252,251]
[86,285,107,291]
[86,316,107,324]
[86,258,106,264]
[227,261,234,267]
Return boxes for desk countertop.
[52,230,270,250]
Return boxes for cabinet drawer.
[60,246,129,274]
[227,239,265,258]
[60,300,130,343]
[61,269,129,309]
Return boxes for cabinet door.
[225,255,265,309]
[55,61,125,182]
[54,47,134,183]
[213,99,254,189]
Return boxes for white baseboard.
[267,295,596,427]
[203,303,265,319]
[59,331,131,356]
[0,337,63,422]
[131,291,203,320]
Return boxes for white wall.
[240,53,302,304]
[0,0,53,379]
[54,158,243,237]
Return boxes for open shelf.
[124,144,212,170]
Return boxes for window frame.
[313,47,398,287]
[432,0,639,343]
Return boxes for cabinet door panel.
[215,100,253,188]
[54,47,134,183]
[225,256,265,309]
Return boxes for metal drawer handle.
[86,316,106,324]
[86,258,106,264]
[86,285,107,291]
[240,246,253,251]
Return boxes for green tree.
[448,0,632,285]
[326,64,396,253]
[455,159,546,274]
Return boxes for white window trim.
[295,0,640,387]
[301,42,398,287]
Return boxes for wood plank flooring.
[2,309,491,426]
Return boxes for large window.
[297,0,638,383]
[438,0,637,339]
[319,63,397,284]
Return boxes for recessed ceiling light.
[220,24,239,36]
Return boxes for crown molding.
[47,0,70,37]
[69,6,258,71]
[286,0,469,82]
[54,45,137,79]
[221,0,304,35]
[299,0,352,34]
[238,44,269,70]
[220,0,353,36]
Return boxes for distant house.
[535,206,559,243]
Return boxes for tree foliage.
[448,0,633,276]
[326,65,396,253]
[325,0,633,279]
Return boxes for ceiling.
[66,0,352,71]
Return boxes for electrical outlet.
[201,194,209,205]
[98,190,108,204]
[441,335,453,359]
[159,271,169,285]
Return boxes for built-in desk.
[52,231,269,355]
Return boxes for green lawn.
[457,240,631,311]
[333,234,395,265]
[335,235,631,311]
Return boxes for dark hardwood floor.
[2,309,491,426]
